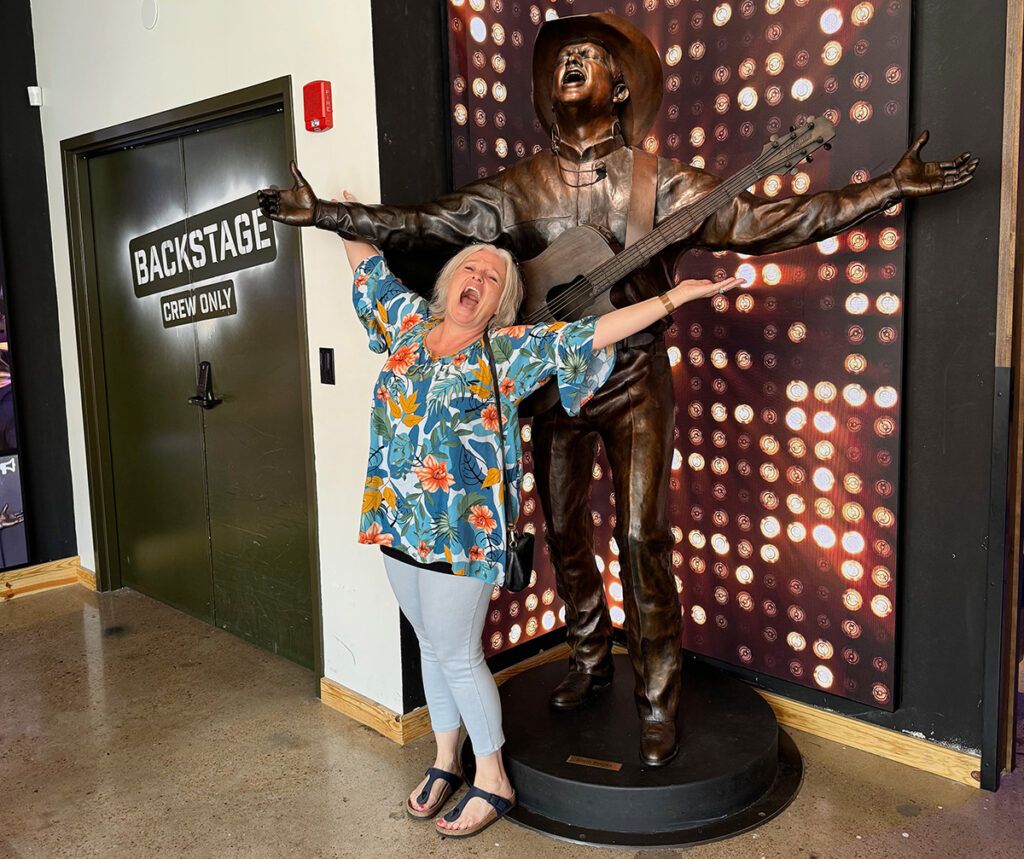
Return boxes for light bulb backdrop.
[448,0,908,709]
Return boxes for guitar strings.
[522,132,820,325]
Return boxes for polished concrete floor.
[2,585,1022,858]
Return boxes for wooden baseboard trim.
[323,642,980,788]
[756,690,981,788]
[1,556,89,602]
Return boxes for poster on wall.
[0,226,29,570]
[448,0,907,709]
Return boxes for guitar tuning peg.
[805,155,813,163]
[823,142,832,151]
[789,125,796,133]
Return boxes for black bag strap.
[481,328,515,541]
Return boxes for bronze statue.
[259,12,976,766]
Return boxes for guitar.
[516,116,837,417]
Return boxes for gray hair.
[429,244,524,329]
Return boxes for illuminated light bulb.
[873,507,896,528]
[765,85,783,107]
[668,346,682,366]
[472,77,487,98]
[815,498,836,518]
[760,435,780,455]
[814,441,835,461]
[665,45,683,66]
[522,472,535,492]
[711,533,730,555]
[842,619,862,638]
[787,494,806,514]
[787,632,807,651]
[736,565,754,584]
[762,263,782,286]
[609,582,623,601]
[468,0,484,9]
[872,683,891,704]
[491,24,505,46]
[761,517,781,539]
[814,382,837,403]
[845,293,870,315]
[879,227,900,250]
[813,524,837,548]
[877,292,901,314]
[738,86,759,110]
[763,175,783,197]
[690,127,706,146]
[711,348,729,368]
[691,155,706,169]
[711,457,729,476]
[609,606,626,624]
[675,575,684,593]
[791,78,814,101]
[451,0,465,6]
[713,3,732,25]
[714,94,731,114]
[852,2,875,26]
[691,606,708,624]
[841,560,864,581]
[736,350,753,369]
[844,354,867,374]
[820,8,843,35]
[817,236,840,255]
[736,263,757,286]
[787,381,809,402]
[508,624,521,645]
[872,565,892,587]
[521,425,532,444]
[760,463,780,482]
[786,407,807,431]
[594,554,605,574]
[609,537,619,556]
[453,104,469,125]
[671,526,683,544]
[469,16,488,43]
[813,665,835,688]
[544,8,558,21]
[735,293,755,313]
[843,384,867,407]
[737,594,754,613]
[734,404,755,424]
[609,560,621,577]
[495,138,508,158]
[760,491,779,510]
[672,449,684,471]
[525,594,539,612]
[688,347,705,367]
[766,0,785,13]
[813,412,837,434]
[841,532,866,554]
[787,522,807,542]
[760,544,780,563]
[848,231,868,252]
[688,41,706,61]
[813,639,834,660]
[789,323,808,343]
[711,403,728,422]
[792,172,811,194]
[843,473,863,494]
[689,530,707,549]
[850,100,873,123]
[492,82,507,102]
[788,438,807,457]
[842,502,865,523]
[812,467,835,492]
[765,52,784,75]
[874,386,898,408]
[739,58,757,79]
[842,589,863,611]
[541,610,556,630]
[822,40,843,66]
[686,554,700,572]
[714,586,729,605]
[867,595,894,620]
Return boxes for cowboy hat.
[532,12,663,147]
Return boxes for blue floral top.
[354,254,615,584]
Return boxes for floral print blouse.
[354,254,616,584]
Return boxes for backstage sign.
[128,195,276,321]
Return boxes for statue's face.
[551,40,623,115]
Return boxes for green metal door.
[89,140,214,620]
[86,108,314,666]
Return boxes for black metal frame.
[60,76,324,682]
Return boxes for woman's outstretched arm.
[591,276,744,350]
[339,191,379,271]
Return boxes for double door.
[87,108,315,666]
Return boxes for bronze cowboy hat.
[532,12,663,147]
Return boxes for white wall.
[30,0,405,712]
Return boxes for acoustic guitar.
[516,116,837,417]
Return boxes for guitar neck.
[586,162,762,294]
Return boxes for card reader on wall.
[320,348,335,385]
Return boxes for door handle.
[188,360,223,409]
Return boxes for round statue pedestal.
[462,654,802,847]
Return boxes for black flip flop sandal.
[435,785,516,838]
[406,767,463,820]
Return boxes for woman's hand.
[667,275,745,308]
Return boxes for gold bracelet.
[659,293,676,316]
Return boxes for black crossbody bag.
[482,328,534,592]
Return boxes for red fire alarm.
[303,80,333,132]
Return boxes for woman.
[341,207,741,838]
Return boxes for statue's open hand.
[257,160,318,226]
[892,130,978,197]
